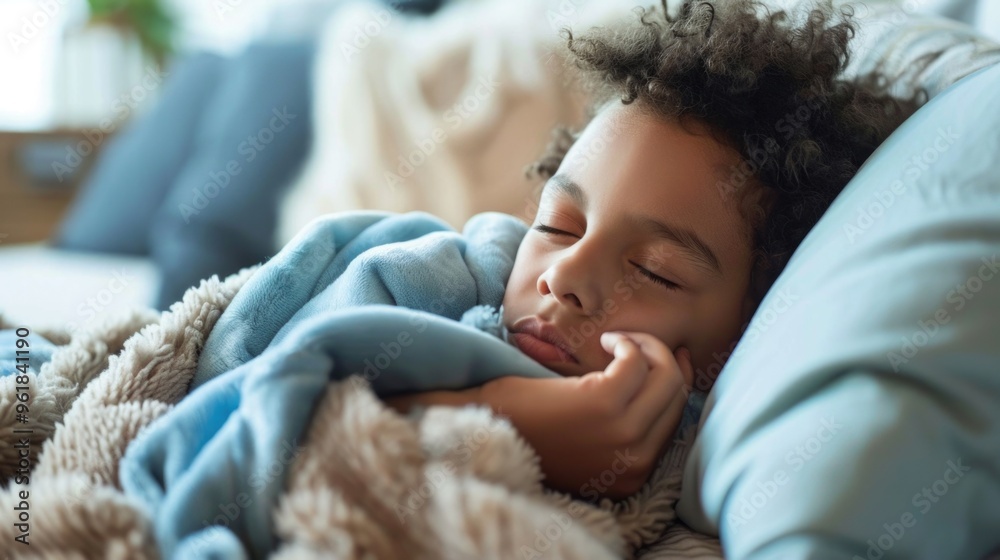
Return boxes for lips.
[509,317,578,364]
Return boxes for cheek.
[512,240,548,282]
[503,247,541,308]
[686,294,747,376]
[607,295,713,366]
[598,298,683,350]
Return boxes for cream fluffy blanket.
[0,266,708,559]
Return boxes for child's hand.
[482,331,693,500]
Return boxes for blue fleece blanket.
[118,211,564,559]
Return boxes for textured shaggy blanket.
[0,264,716,560]
[119,211,580,558]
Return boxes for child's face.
[503,102,755,378]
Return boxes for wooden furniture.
[0,130,103,244]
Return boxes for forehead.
[556,102,753,271]
[573,102,737,187]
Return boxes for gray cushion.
[150,40,316,309]
[53,52,227,255]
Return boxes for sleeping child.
[0,1,933,557]
[384,0,922,500]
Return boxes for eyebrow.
[544,174,587,207]
[543,174,723,277]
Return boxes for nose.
[537,251,600,315]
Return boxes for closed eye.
[631,262,681,290]
[533,224,578,237]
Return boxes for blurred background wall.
[0,0,348,130]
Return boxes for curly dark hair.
[527,0,924,304]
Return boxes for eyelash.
[533,224,681,291]
[631,264,681,290]
[533,224,571,237]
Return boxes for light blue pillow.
[677,62,1000,559]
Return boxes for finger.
[612,331,673,371]
[624,348,688,433]
[593,332,650,405]
[673,347,695,391]
[637,377,690,462]
[608,381,689,492]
